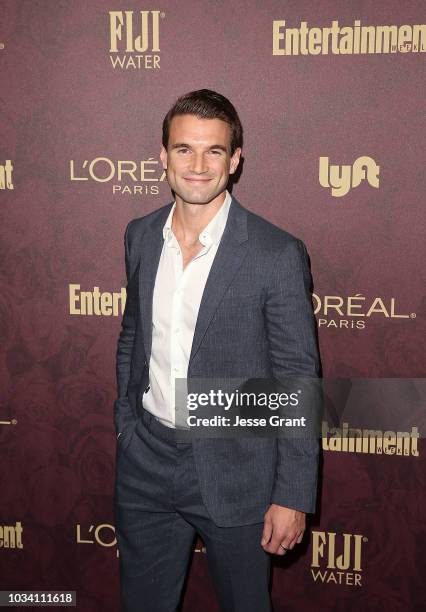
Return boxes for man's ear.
[229,147,242,175]
[160,146,167,170]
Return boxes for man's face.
[160,114,241,205]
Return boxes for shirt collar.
[162,190,232,247]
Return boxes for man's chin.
[173,188,222,206]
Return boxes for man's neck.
[172,191,226,246]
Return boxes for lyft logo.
[319,156,380,197]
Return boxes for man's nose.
[190,152,208,174]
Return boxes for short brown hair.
[162,89,243,155]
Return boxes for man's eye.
[178,148,190,154]
[210,150,222,155]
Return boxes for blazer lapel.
[139,196,249,366]
[188,196,249,367]
[138,203,173,362]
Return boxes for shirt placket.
[169,236,187,426]
[169,233,210,426]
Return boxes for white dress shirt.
[142,190,232,428]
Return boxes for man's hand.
[261,504,306,555]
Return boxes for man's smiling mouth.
[183,177,212,183]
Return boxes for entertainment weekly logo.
[69,156,166,196]
[273,19,426,56]
[0,159,14,190]
[109,10,164,69]
[322,421,420,457]
[0,522,23,550]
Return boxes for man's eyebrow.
[170,143,228,152]
[208,144,228,152]
[170,143,191,150]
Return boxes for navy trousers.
[114,407,272,612]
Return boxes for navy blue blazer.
[114,194,321,526]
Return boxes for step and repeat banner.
[1,1,425,610]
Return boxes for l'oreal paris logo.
[312,293,415,330]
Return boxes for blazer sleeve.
[114,221,139,435]
[263,238,321,513]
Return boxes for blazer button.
[144,385,150,393]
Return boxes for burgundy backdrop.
[1,1,425,610]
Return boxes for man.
[113,89,320,611]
